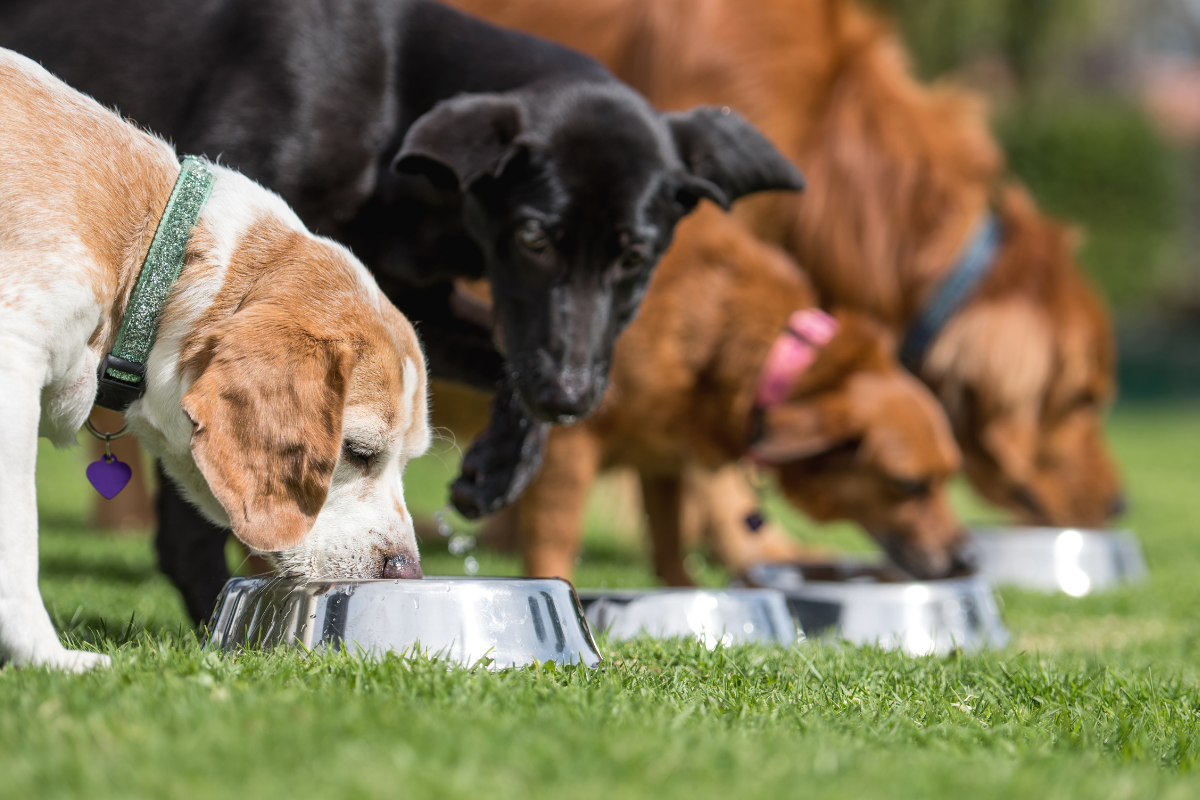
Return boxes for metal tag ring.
[83,417,129,442]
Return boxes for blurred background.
[873,0,1200,398]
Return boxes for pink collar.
[755,309,839,408]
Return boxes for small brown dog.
[451,0,1123,530]
[512,206,964,583]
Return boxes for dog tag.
[87,454,132,499]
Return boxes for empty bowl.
[208,576,602,668]
[968,527,1148,596]
[743,561,1009,656]
[575,588,800,648]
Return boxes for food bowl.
[742,561,1008,656]
[574,588,800,648]
[968,527,1148,596]
[208,576,602,668]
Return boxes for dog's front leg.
[450,383,550,519]
[154,464,233,627]
[516,425,601,579]
[0,383,109,671]
[640,472,694,587]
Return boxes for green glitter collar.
[94,156,215,412]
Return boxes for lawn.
[4,404,1200,799]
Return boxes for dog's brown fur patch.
[179,216,425,552]
[0,51,177,354]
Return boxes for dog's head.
[167,222,431,579]
[751,312,967,579]
[925,188,1123,527]
[393,82,804,422]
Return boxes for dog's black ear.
[392,94,524,191]
[667,106,805,210]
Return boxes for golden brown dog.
[451,0,1123,530]
[512,206,963,584]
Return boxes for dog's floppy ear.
[181,308,355,553]
[667,106,805,210]
[751,399,856,463]
[392,94,524,191]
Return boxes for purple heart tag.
[87,454,132,500]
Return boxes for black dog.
[0,0,803,622]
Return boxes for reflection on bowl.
[742,561,1009,656]
[575,588,799,648]
[968,527,1148,596]
[208,576,602,669]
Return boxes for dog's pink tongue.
[87,455,132,499]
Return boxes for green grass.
[7,405,1200,799]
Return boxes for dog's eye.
[1060,389,1098,417]
[342,441,379,471]
[1011,485,1046,516]
[891,477,932,498]
[674,188,702,212]
[620,246,650,271]
[515,220,551,254]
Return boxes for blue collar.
[899,211,1002,372]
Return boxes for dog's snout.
[383,554,423,580]
[509,349,606,422]
[875,529,969,581]
[534,383,594,422]
[948,536,978,576]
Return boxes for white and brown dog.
[0,50,431,671]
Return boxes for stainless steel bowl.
[743,561,1009,656]
[208,576,602,668]
[575,588,800,648]
[968,527,1148,596]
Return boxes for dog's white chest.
[0,263,105,446]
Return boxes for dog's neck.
[696,248,819,461]
[85,161,181,363]
[763,1,999,330]
[394,0,608,127]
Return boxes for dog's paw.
[451,386,550,519]
[451,429,547,518]
[29,649,112,673]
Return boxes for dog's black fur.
[0,0,803,623]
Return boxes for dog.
[0,0,804,622]
[427,285,820,575]
[511,206,964,582]
[450,0,1125,531]
[0,50,431,670]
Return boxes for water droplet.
[449,534,476,556]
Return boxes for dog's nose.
[948,536,979,576]
[1107,493,1128,520]
[383,554,423,580]
[533,383,595,422]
